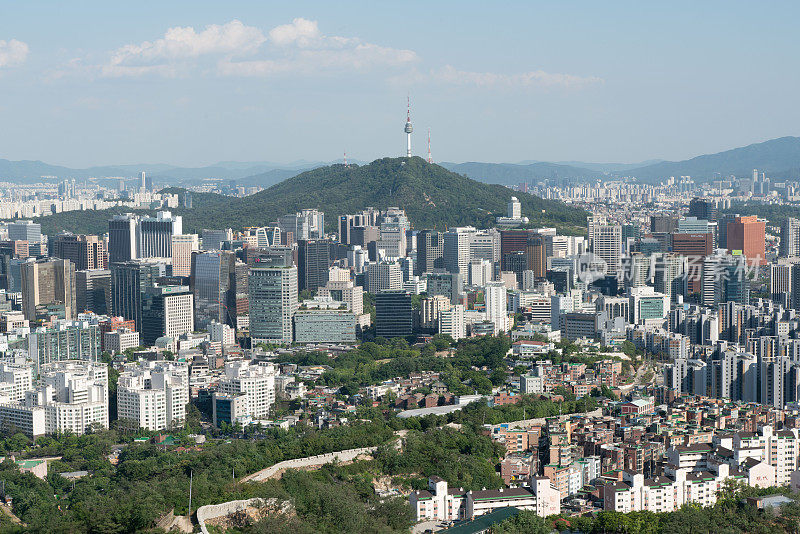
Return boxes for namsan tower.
[404,96,413,157]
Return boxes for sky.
[1,1,799,168]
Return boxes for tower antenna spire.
[404,95,413,157]
[343,150,348,168]
[427,128,432,164]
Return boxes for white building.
[214,360,276,426]
[171,234,199,277]
[439,305,466,341]
[485,281,509,335]
[209,321,235,346]
[117,361,189,431]
[103,328,140,354]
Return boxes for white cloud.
[269,17,321,47]
[0,39,29,68]
[433,64,603,89]
[102,19,265,77]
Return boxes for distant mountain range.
[4,136,800,186]
[34,157,589,236]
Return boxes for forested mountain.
[33,157,589,236]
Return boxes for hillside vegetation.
[32,157,589,236]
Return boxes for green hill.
[32,157,589,236]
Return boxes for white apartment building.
[0,360,108,437]
[439,305,466,341]
[209,321,235,346]
[103,328,140,354]
[214,360,277,425]
[485,281,509,335]
[117,361,189,431]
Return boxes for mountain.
[627,136,800,182]
[438,161,596,186]
[33,157,589,236]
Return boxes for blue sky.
[0,1,798,167]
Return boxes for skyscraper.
[367,261,403,293]
[171,234,199,277]
[141,285,194,345]
[416,230,444,276]
[588,217,622,277]
[108,214,139,263]
[8,220,41,244]
[443,227,474,276]
[485,281,508,335]
[726,216,766,266]
[526,234,546,279]
[76,269,111,315]
[297,239,332,292]
[20,258,76,321]
[110,260,164,330]
[249,265,297,343]
[688,197,718,222]
[191,250,236,329]
[654,253,685,302]
[781,218,800,258]
[50,234,106,270]
[138,211,182,259]
[375,290,413,339]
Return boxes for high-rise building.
[781,218,800,258]
[650,214,677,234]
[201,228,233,250]
[76,269,111,314]
[375,290,413,339]
[108,214,139,263]
[21,258,76,321]
[294,296,357,343]
[278,209,324,242]
[171,234,199,277]
[654,254,685,302]
[138,211,182,259]
[485,281,508,335]
[191,250,236,329]
[688,197,718,222]
[27,320,100,369]
[717,213,739,251]
[214,361,276,426]
[588,217,622,277]
[500,229,531,270]
[443,227,474,275]
[297,239,332,292]
[468,259,493,286]
[367,261,403,293]
[526,234,547,278]
[50,234,106,270]
[8,220,41,244]
[117,361,189,431]
[671,233,714,296]
[420,295,451,330]
[417,230,444,276]
[110,260,164,330]
[770,262,793,300]
[726,216,766,266]
[141,285,194,345]
[469,229,501,264]
[249,265,297,343]
[426,272,463,305]
[439,304,466,340]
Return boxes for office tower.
[416,230,444,275]
[468,259,493,286]
[171,234,199,277]
[717,212,739,250]
[500,229,530,270]
[688,197,718,222]
[21,258,76,321]
[76,269,111,314]
[278,209,324,242]
[426,272,464,304]
[8,220,41,244]
[770,263,792,300]
[485,281,508,335]
[293,296,357,343]
[249,265,297,343]
[375,290,413,339]
[588,217,622,277]
[502,251,528,283]
[367,261,403,293]
[231,261,250,329]
[191,250,236,329]
[439,304,466,341]
[108,214,139,263]
[781,218,800,258]
[141,285,194,345]
[50,234,106,271]
[724,256,750,305]
[671,233,714,296]
[623,253,652,289]
[138,211,182,258]
[110,260,164,330]
[526,234,546,278]
[420,295,451,330]
[375,208,409,258]
[654,253,685,302]
[469,229,501,264]
[726,216,766,266]
[677,216,713,234]
[117,361,189,431]
[214,361,276,426]
[650,214,677,234]
[202,228,233,250]
[444,227,474,275]
[298,239,332,292]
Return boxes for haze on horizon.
[1,1,799,168]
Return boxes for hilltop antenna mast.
[343,150,348,168]
[427,128,432,163]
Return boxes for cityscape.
[2,3,800,534]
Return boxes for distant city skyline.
[1,1,799,167]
